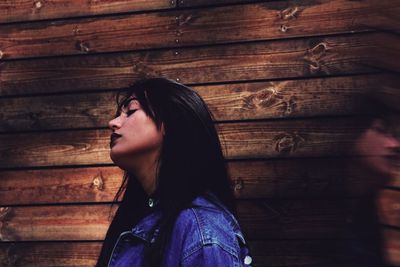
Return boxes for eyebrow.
[122,97,139,108]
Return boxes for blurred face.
[108,96,164,171]
[353,118,400,178]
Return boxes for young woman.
[95,78,252,267]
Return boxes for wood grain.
[0,199,351,241]
[0,0,174,24]
[0,158,381,205]
[0,33,378,97]
[0,11,177,60]
[0,117,368,168]
[0,166,124,205]
[0,239,359,267]
[0,242,102,267]
[0,75,385,131]
[2,0,398,59]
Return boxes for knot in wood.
[234,178,244,191]
[280,25,288,33]
[92,175,104,190]
[72,26,80,35]
[0,207,11,220]
[178,14,193,26]
[283,97,297,115]
[274,132,305,154]
[310,42,328,56]
[279,6,299,20]
[309,61,320,73]
[77,41,90,53]
[35,1,43,9]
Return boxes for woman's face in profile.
[108,95,164,170]
[353,118,400,178]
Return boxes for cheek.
[109,112,163,164]
[354,130,386,156]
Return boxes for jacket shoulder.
[172,196,244,259]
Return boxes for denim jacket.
[107,192,253,266]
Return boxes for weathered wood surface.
[0,33,378,97]
[0,117,368,168]
[0,200,352,241]
[2,0,397,59]
[0,158,380,205]
[0,166,124,206]
[0,242,102,267]
[0,239,361,267]
[178,0,259,7]
[373,33,400,72]
[0,75,388,132]
[0,231,399,266]
[0,0,174,24]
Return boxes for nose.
[386,135,400,149]
[108,116,121,131]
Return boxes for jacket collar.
[130,209,162,243]
[129,191,244,245]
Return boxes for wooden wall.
[1,0,399,266]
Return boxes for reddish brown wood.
[0,33,377,96]
[0,117,369,168]
[0,158,379,206]
[0,11,177,60]
[0,239,356,267]
[0,75,386,131]
[2,0,398,59]
[0,200,351,241]
[0,166,124,205]
[0,0,174,24]
[0,242,102,267]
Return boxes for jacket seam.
[181,241,240,264]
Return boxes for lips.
[110,133,122,147]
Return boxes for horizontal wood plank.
[0,118,368,168]
[1,75,388,131]
[175,0,397,46]
[0,0,174,24]
[179,0,261,7]
[2,0,398,59]
[0,11,177,60]
[0,158,385,205]
[0,199,352,241]
[1,230,399,266]
[0,166,124,206]
[0,242,101,267]
[0,33,378,97]
[0,239,366,267]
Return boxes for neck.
[128,152,160,196]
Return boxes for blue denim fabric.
[107,192,252,266]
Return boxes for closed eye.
[126,109,138,116]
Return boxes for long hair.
[96,78,235,267]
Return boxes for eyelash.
[126,109,138,116]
